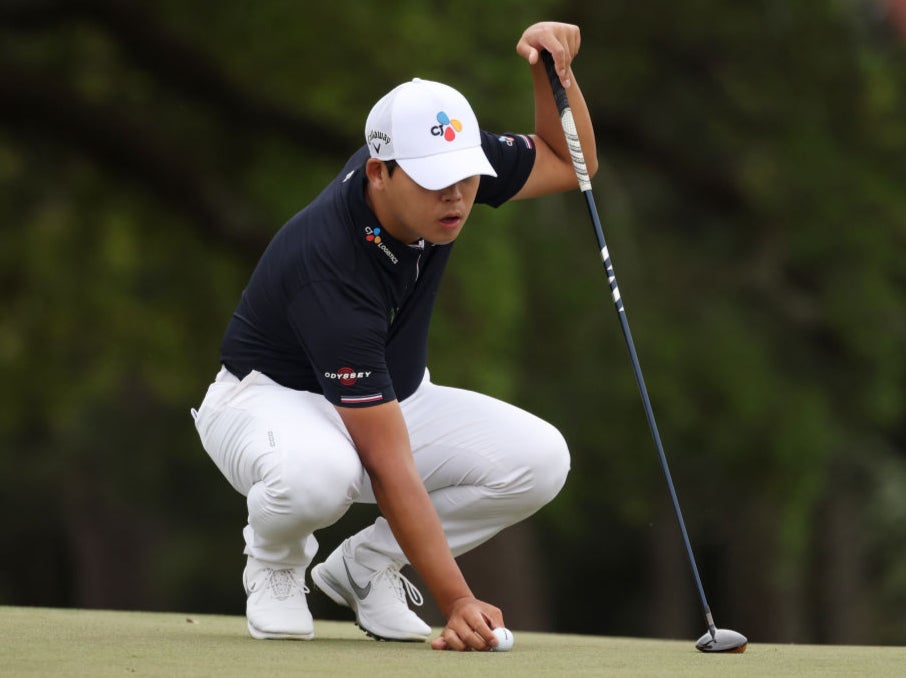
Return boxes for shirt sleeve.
[475,131,537,208]
[286,280,396,407]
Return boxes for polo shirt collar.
[345,164,424,274]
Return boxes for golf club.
[541,50,747,654]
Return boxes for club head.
[695,628,748,653]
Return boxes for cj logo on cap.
[430,111,462,141]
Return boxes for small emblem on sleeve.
[498,134,533,149]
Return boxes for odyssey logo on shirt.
[326,367,383,404]
[324,367,372,386]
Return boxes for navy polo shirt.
[220,131,535,407]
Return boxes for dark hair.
[384,159,398,176]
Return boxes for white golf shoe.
[243,557,314,640]
[311,540,432,642]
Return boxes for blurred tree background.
[2,0,905,646]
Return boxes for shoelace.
[265,568,310,601]
[378,565,424,607]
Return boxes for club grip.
[541,51,569,116]
[541,50,592,192]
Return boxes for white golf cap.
[364,78,497,190]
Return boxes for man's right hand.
[430,595,504,651]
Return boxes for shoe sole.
[247,619,314,641]
[310,564,427,643]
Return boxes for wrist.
[440,593,477,620]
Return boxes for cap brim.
[397,145,497,191]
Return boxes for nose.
[440,181,463,201]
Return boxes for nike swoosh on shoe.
[343,559,372,600]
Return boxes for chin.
[430,225,465,245]
[428,233,460,246]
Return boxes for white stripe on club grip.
[559,109,592,192]
[600,246,624,310]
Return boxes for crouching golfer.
[192,21,596,651]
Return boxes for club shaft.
[541,51,716,635]
[585,188,714,628]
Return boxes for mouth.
[439,213,463,230]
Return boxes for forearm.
[511,22,599,199]
[530,60,598,178]
[336,401,474,620]
[369,463,474,618]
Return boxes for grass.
[3,606,905,677]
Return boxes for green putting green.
[2,606,904,677]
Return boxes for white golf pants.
[192,367,570,570]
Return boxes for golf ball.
[491,627,514,652]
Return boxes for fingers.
[432,625,497,651]
[430,600,504,652]
[516,21,581,87]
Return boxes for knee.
[284,450,362,520]
[255,449,362,530]
[496,420,570,508]
[529,425,571,505]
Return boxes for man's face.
[367,160,481,245]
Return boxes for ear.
[365,158,387,188]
